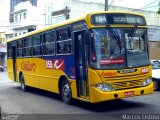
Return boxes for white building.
[6,1,44,39]
[5,0,66,39]
[5,0,160,40]
[0,32,7,68]
[40,0,160,26]
[66,0,160,25]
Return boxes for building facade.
[7,0,65,39]
[6,1,43,39]
[10,0,37,23]
[66,0,160,25]
[8,0,160,36]
[6,0,160,61]
[148,25,160,60]
[0,32,7,68]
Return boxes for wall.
[67,0,160,25]
[0,32,7,68]
[149,42,160,60]
[148,25,160,60]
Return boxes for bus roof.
[86,11,145,17]
[7,11,145,42]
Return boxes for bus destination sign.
[91,13,146,26]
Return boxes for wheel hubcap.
[21,82,25,90]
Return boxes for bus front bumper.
[89,82,154,103]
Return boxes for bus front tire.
[60,79,72,104]
[153,79,160,91]
[20,74,27,92]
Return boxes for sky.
[0,0,159,31]
[84,0,159,11]
[111,0,159,11]
[0,0,10,31]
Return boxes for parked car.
[151,60,160,91]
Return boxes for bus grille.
[104,74,148,90]
[111,80,142,90]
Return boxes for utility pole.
[52,6,70,20]
[65,6,70,20]
[105,0,108,11]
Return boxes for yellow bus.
[7,11,153,104]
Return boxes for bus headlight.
[94,83,115,91]
[141,78,152,87]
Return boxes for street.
[0,71,160,120]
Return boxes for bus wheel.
[153,79,159,91]
[20,74,27,92]
[61,79,72,104]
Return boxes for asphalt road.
[0,71,160,120]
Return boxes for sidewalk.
[0,71,15,86]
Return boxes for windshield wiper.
[128,25,138,50]
[106,25,122,54]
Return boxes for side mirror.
[84,31,90,45]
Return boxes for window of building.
[56,27,72,54]
[15,33,18,37]
[15,15,18,22]
[19,14,21,22]
[23,12,26,19]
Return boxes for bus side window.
[56,27,72,54]
[32,34,42,56]
[43,31,55,55]
[23,37,33,57]
[57,43,61,54]
[7,42,13,58]
[17,40,23,57]
[61,43,71,53]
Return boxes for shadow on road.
[15,86,62,100]
[14,86,149,113]
[71,99,146,112]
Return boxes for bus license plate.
[124,91,134,96]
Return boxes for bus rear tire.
[60,79,72,104]
[20,74,27,92]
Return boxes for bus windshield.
[90,28,150,69]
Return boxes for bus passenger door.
[75,31,89,99]
[12,46,17,81]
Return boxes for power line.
[142,5,158,10]
[108,0,115,10]
[141,0,158,9]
